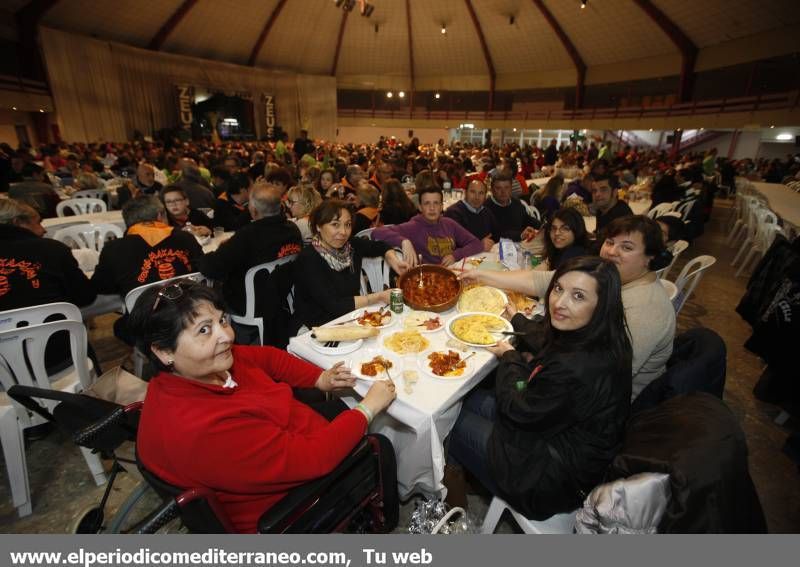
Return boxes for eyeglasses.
[549,224,573,234]
[152,283,184,312]
[287,199,301,206]
[164,198,186,205]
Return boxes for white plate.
[350,349,402,381]
[402,310,445,333]
[457,287,509,315]
[195,234,211,246]
[308,338,364,356]
[446,312,513,347]
[355,307,395,329]
[419,349,476,381]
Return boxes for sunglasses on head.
[151,283,185,312]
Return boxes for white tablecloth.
[42,210,125,237]
[288,307,498,499]
[749,181,800,233]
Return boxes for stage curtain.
[40,27,337,142]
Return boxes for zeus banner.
[176,85,194,131]
[264,93,277,139]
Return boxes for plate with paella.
[446,312,513,347]
[355,307,395,329]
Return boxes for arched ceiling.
[22,0,800,90]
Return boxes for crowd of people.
[2,131,788,532]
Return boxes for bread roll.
[312,326,379,342]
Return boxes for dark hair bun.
[649,249,673,271]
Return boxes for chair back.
[656,240,688,280]
[647,202,678,219]
[360,256,390,295]
[0,320,93,428]
[524,201,542,223]
[56,198,107,217]
[0,302,83,331]
[72,189,110,204]
[52,223,123,253]
[239,255,298,320]
[355,228,375,239]
[672,255,716,314]
[123,272,210,313]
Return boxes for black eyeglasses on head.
[152,283,185,312]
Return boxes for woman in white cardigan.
[462,215,675,400]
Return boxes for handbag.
[83,366,148,406]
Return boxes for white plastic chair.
[735,223,784,278]
[0,314,104,517]
[360,256,391,295]
[230,256,298,346]
[659,279,678,302]
[72,188,110,203]
[355,227,375,239]
[124,272,212,376]
[656,240,688,281]
[52,222,123,253]
[647,202,678,219]
[672,255,717,315]
[523,201,542,224]
[481,496,577,534]
[56,198,107,217]
[731,208,776,268]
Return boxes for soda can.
[389,288,404,314]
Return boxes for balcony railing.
[337,91,799,122]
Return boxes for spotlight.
[581,0,587,9]
[770,125,775,128]
[434,93,441,99]
[398,91,405,98]
[513,128,517,132]
[12,106,17,111]
[386,91,393,98]
[441,24,447,34]
[649,128,653,132]
[342,0,355,12]
[360,2,374,18]
[38,109,44,113]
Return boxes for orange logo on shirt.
[0,259,42,297]
[277,242,301,258]
[137,249,191,283]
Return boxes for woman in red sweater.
[129,281,397,533]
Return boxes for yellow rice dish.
[450,314,507,345]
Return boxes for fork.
[324,341,341,348]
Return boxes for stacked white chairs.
[481,496,577,534]
[56,197,107,217]
[52,222,123,253]
[671,255,717,315]
[731,207,776,270]
[656,240,688,281]
[0,302,105,517]
[124,272,213,375]
[229,257,298,346]
[735,222,784,278]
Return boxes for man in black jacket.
[485,171,540,241]
[212,172,252,232]
[199,183,302,347]
[444,179,499,251]
[592,175,633,236]
[0,199,97,370]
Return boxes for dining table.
[748,181,800,237]
[42,210,125,237]
[287,250,543,500]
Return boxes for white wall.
[688,131,762,160]
[757,142,800,160]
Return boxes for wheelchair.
[6,385,152,533]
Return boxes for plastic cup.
[213,227,225,239]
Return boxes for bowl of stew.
[397,264,462,313]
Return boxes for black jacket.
[212,196,251,232]
[91,227,204,297]
[198,214,303,317]
[291,237,390,333]
[167,208,214,231]
[489,348,631,520]
[485,197,540,241]
[0,224,96,311]
[443,200,499,241]
[596,200,633,235]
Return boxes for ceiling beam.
[330,9,350,76]
[148,0,198,51]
[405,0,415,110]
[463,0,496,111]
[632,0,698,102]
[531,0,586,109]
[248,0,289,67]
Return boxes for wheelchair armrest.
[73,407,127,447]
[257,438,373,533]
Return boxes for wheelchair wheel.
[72,505,104,534]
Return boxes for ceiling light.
[776,133,793,141]
[386,91,393,98]
[581,0,588,9]
[39,109,45,113]
[649,128,653,132]
[441,25,447,35]
[513,128,517,132]
[360,2,374,17]
[398,91,405,98]
[770,125,775,128]
[12,106,17,111]
[434,92,441,99]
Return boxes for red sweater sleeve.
[233,345,321,388]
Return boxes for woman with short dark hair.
[132,280,399,533]
[448,256,632,519]
[290,199,408,333]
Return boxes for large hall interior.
[1,0,799,535]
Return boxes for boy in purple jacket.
[373,186,482,267]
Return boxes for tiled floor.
[1,201,798,533]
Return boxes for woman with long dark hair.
[379,179,418,226]
[539,207,590,271]
[447,256,632,520]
